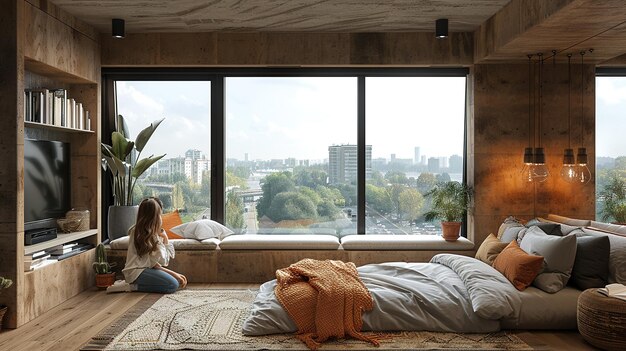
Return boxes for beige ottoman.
[577,288,626,350]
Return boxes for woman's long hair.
[133,197,163,257]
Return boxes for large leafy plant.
[424,181,473,223]
[101,115,165,206]
[599,173,626,224]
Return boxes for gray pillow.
[570,235,610,290]
[497,216,524,239]
[520,227,577,293]
[582,228,626,284]
[501,226,526,244]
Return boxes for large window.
[105,69,467,238]
[225,77,357,234]
[366,77,466,234]
[115,81,211,222]
[596,75,626,222]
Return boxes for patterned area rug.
[82,289,532,350]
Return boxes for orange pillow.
[161,210,183,239]
[493,241,544,291]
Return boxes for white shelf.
[24,229,98,255]
[25,121,94,134]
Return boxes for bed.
[242,253,581,335]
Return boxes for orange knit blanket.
[275,259,380,350]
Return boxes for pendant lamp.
[533,53,549,182]
[560,54,578,182]
[522,55,535,182]
[577,51,592,184]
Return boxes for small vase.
[441,221,462,242]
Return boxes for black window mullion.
[357,76,366,234]
[211,76,225,223]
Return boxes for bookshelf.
[24,121,95,134]
[24,229,98,256]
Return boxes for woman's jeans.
[134,268,179,294]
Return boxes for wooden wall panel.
[101,32,473,66]
[23,1,99,82]
[471,63,596,244]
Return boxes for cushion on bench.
[546,214,591,227]
[108,236,219,250]
[219,234,341,250]
[589,221,626,236]
[340,234,474,251]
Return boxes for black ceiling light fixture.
[112,18,125,39]
[435,19,448,39]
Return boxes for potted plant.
[93,243,117,288]
[0,276,13,330]
[424,181,473,241]
[101,115,165,239]
[599,173,626,224]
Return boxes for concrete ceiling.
[49,0,511,33]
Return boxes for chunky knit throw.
[275,259,380,350]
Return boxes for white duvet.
[243,254,522,335]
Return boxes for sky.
[596,77,626,158]
[116,77,466,162]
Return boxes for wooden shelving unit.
[24,121,94,134]
[24,229,98,255]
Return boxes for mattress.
[500,286,582,329]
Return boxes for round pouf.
[577,288,626,350]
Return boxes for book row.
[24,242,94,271]
[24,88,91,131]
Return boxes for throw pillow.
[475,234,508,265]
[501,226,526,244]
[162,210,183,239]
[171,219,234,240]
[497,216,525,239]
[520,228,577,293]
[527,222,562,236]
[570,235,610,290]
[493,241,544,291]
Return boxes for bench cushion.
[340,235,474,251]
[219,234,341,250]
[108,236,219,250]
[546,214,591,227]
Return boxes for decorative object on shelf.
[56,217,82,233]
[93,243,117,288]
[66,208,90,231]
[435,18,448,39]
[598,173,626,224]
[0,276,13,331]
[423,181,473,241]
[576,50,592,184]
[101,114,165,240]
[112,18,125,39]
[560,54,578,183]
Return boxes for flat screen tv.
[24,139,71,231]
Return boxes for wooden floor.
[0,283,597,351]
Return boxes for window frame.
[102,68,469,239]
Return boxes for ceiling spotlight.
[112,18,125,39]
[435,19,448,39]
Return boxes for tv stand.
[24,227,57,245]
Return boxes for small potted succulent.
[93,243,117,288]
[0,276,13,330]
[424,181,473,241]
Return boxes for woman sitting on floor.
[108,197,187,293]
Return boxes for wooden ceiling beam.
[474,0,626,63]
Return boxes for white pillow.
[171,219,234,240]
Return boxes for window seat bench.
[105,234,475,283]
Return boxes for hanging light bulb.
[561,54,578,183]
[533,147,549,182]
[577,147,592,183]
[561,148,578,182]
[576,50,592,184]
